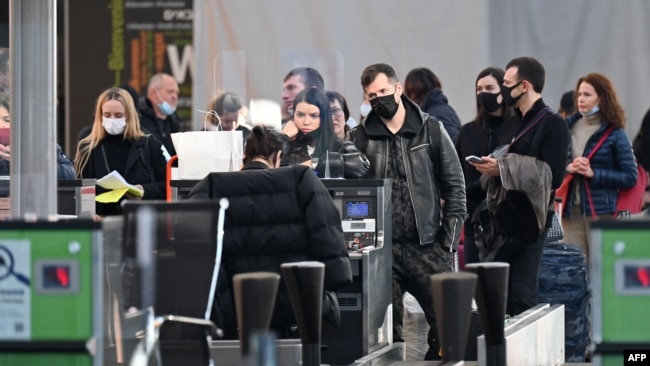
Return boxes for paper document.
[96,170,144,202]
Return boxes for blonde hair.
[74,87,145,177]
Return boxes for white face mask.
[360,103,372,118]
[102,117,127,135]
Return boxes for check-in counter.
[57,179,96,218]
[169,177,394,365]
[320,179,393,365]
[170,179,199,200]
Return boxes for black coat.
[350,95,466,249]
[139,97,181,157]
[421,88,462,143]
[509,99,571,226]
[79,135,167,216]
[455,114,518,216]
[188,163,352,334]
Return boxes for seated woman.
[188,125,352,338]
[282,88,369,178]
[74,87,167,216]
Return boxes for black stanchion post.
[430,272,478,364]
[465,262,509,366]
[280,261,324,366]
[233,272,281,356]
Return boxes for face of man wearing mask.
[364,73,402,120]
[502,67,526,107]
[154,75,179,117]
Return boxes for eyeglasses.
[331,107,344,118]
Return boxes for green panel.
[600,229,650,342]
[0,353,91,366]
[0,229,94,340]
[599,354,626,366]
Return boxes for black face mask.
[502,81,524,106]
[295,127,322,145]
[370,92,400,119]
[477,92,502,113]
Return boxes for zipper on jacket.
[400,135,422,243]
[449,218,459,252]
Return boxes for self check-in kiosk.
[167,176,397,365]
[0,220,103,366]
[320,179,393,365]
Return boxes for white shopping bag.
[171,131,243,180]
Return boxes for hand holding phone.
[465,155,485,164]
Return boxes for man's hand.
[470,156,500,176]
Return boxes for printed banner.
[66,0,194,152]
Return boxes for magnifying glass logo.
[0,245,30,286]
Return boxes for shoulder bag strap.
[100,143,111,173]
[137,136,156,182]
[508,106,552,149]
[584,125,616,217]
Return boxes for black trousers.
[392,241,453,360]
[494,228,548,316]
[463,224,480,265]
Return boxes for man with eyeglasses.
[350,63,466,361]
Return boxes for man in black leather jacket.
[350,63,466,361]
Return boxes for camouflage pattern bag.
[538,242,590,362]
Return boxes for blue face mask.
[158,101,176,116]
[582,105,599,118]
[156,90,176,116]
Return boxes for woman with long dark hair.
[455,67,518,264]
[284,88,369,178]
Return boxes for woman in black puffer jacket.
[188,125,352,338]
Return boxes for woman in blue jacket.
[562,73,637,260]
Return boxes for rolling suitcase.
[538,242,590,362]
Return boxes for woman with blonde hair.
[75,87,167,216]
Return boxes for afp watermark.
[625,350,650,365]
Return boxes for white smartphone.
[465,155,485,164]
